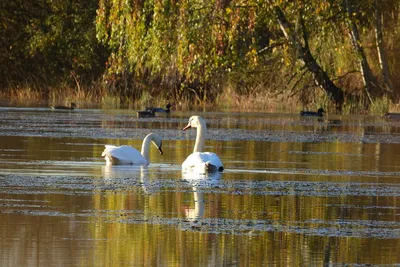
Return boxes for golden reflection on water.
[0,110,400,266]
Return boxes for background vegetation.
[1,0,400,113]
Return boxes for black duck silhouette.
[385,113,400,119]
[136,110,156,117]
[300,108,324,117]
[51,102,77,110]
[145,103,172,113]
[137,103,172,117]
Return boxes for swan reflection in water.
[101,166,222,221]
[184,186,205,221]
[182,171,222,221]
[101,165,154,194]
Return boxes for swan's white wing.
[102,145,146,165]
[182,152,223,173]
[101,145,116,156]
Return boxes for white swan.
[101,133,163,165]
[182,116,223,174]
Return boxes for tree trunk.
[374,0,392,92]
[273,6,344,110]
[344,0,378,99]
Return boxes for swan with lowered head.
[102,133,163,165]
[182,116,223,174]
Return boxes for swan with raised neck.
[183,115,207,153]
[182,116,223,173]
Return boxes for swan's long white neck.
[193,119,207,153]
[141,134,153,163]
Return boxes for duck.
[136,110,155,118]
[182,116,223,174]
[51,102,77,110]
[101,133,163,165]
[146,103,172,114]
[136,103,172,117]
[385,113,400,119]
[300,108,324,117]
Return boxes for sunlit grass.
[369,96,390,115]
[215,87,302,113]
[1,83,400,114]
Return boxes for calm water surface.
[0,106,400,266]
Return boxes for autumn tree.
[2,0,400,111]
[267,1,345,109]
[96,0,351,108]
[0,0,106,92]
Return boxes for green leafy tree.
[96,0,353,107]
[0,0,107,92]
[96,0,278,101]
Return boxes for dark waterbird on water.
[136,110,155,117]
[51,102,77,110]
[136,103,172,117]
[300,108,324,117]
[145,103,172,113]
[385,112,400,119]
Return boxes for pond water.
[0,106,399,266]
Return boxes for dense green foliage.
[0,0,107,90]
[2,0,400,110]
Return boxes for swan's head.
[150,133,163,155]
[183,116,205,131]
